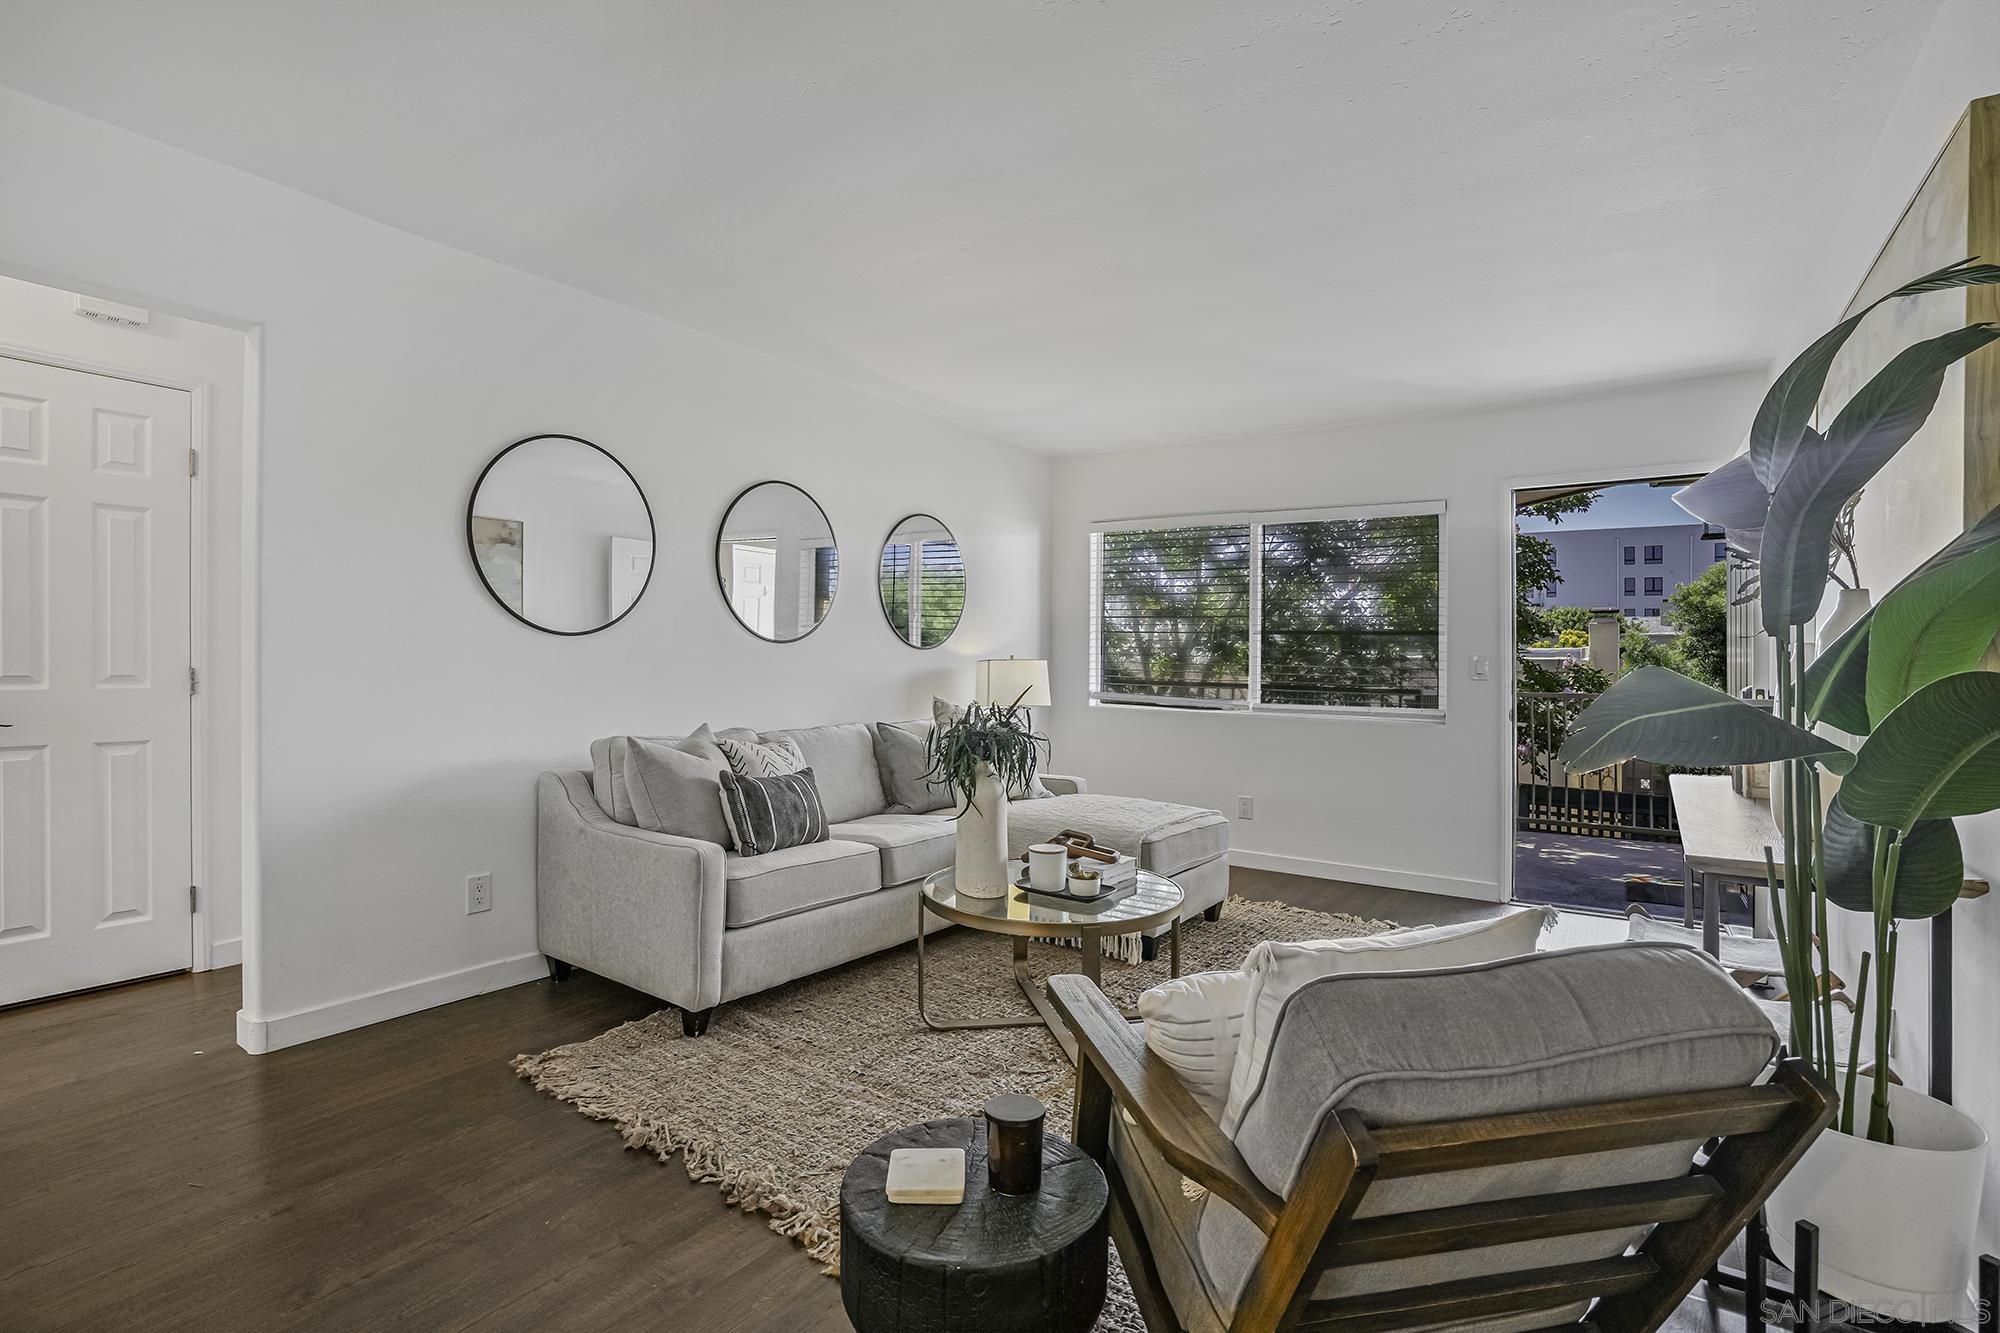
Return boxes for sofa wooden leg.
[1139,934,1161,963]
[682,1006,716,1038]
[547,957,573,983]
[1203,903,1224,924]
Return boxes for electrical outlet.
[466,872,493,914]
[1236,796,1255,820]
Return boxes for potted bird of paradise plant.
[1559,257,2000,1321]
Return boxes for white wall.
[0,271,250,971]
[1780,0,2000,1262]
[0,86,1050,1049]
[1048,369,1766,899]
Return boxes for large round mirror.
[879,513,965,648]
[466,433,655,635]
[715,481,839,641]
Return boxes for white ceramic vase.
[1766,1076,1988,1323]
[952,762,1011,898]
[1819,586,1873,645]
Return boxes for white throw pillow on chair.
[1135,969,1252,1119]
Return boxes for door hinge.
[190,885,199,912]
[188,448,199,478]
[189,666,199,696]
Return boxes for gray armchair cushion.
[761,723,886,824]
[723,839,880,927]
[622,731,732,845]
[872,720,951,813]
[830,813,955,885]
[1189,943,1778,1324]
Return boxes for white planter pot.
[1767,1076,1988,1323]
[952,763,1011,898]
[1819,586,1872,646]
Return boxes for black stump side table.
[839,1117,1109,1333]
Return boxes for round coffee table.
[840,1117,1108,1333]
[917,865,1184,1046]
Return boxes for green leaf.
[1866,502,2000,726]
[1799,604,1874,733]
[1673,452,1770,535]
[1556,666,1852,773]
[1840,673,2000,829]
[1822,797,1964,920]
[1748,258,2000,490]
[1761,325,2000,637]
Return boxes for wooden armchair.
[1048,943,1835,1333]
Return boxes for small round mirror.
[467,434,655,635]
[879,513,965,648]
[715,481,839,641]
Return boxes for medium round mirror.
[466,434,655,635]
[715,481,839,641]
[879,513,965,648]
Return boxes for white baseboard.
[207,936,242,969]
[233,952,548,1054]
[1232,849,1502,902]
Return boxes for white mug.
[1027,844,1068,893]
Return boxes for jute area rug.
[515,894,1392,1331]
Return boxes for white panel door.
[0,356,192,1005]
[730,542,776,638]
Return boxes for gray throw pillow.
[931,696,1052,800]
[873,720,951,813]
[621,729,732,845]
[718,768,830,856]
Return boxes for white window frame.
[1088,500,1447,720]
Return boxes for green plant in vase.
[1560,257,2000,1145]
[925,691,1049,898]
[924,692,1049,813]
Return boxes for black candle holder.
[984,1094,1046,1195]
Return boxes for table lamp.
[974,657,1051,709]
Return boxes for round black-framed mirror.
[466,433,656,636]
[714,480,840,642]
[878,513,965,649]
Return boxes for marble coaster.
[885,1147,966,1204]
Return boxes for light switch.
[1469,655,1490,681]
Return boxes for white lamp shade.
[975,657,1051,708]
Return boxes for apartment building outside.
[1525,522,1726,619]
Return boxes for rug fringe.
[507,893,1392,1292]
[512,1044,848,1275]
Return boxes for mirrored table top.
[921,865,1184,935]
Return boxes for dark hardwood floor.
[1,870,1744,1332]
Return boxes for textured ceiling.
[0,1,1942,452]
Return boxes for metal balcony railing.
[1516,690,1688,841]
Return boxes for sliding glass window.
[1090,503,1444,715]
[1093,521,1252,706]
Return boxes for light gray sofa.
[537,720,1230,1033]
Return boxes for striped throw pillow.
[716,734,806,779]
[718,767,829,856]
